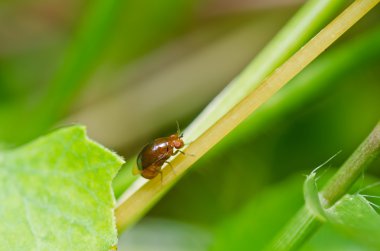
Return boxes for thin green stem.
[185,0,349,143]
[268,207,321,251]
[322,121,380,206]
[207,26,380,158]
[267,120,380,251]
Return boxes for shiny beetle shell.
[134,129,184,179]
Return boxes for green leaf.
[0,126,124,251]
[303,152,342,221]
[304,172,380,249]
[211,173,380,251]
[301,225,375,251]
[325,194,380,248]
[304,171,327,220]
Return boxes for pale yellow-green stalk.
[115,0,380,232]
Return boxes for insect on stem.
[134,123,185,180]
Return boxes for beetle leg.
[174,150,195,157]
[165,161,176,175]
[173,149,185,155]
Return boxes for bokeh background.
[1,0,379,250]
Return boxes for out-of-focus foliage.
[209,173,380,251]
[1,0,380,250]
[0,0,201,146]
[210,175,305,251]
[119,218,212,251]
[150,21,380,228]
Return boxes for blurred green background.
[0,0,379,250]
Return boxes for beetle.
[133,123,185,180]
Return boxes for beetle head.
[169,134,184,149]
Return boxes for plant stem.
[214,26,380,154]
[322,121,380,206]
[269,207,321,251]
[267,120,380,251]
[113,0,349,199]
[115,0,379,232]
[185,0,348,143]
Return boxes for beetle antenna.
[176,120,181,136]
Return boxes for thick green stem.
[268,207,321,251]
[185,0,349,142]
[115,0,379,232]
[113,0,349,201]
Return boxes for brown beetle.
[133,124,185,180]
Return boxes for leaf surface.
[304,172,380,249]
[0,126,124,251]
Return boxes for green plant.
[115,0,379,231]
[0,0,379,250]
